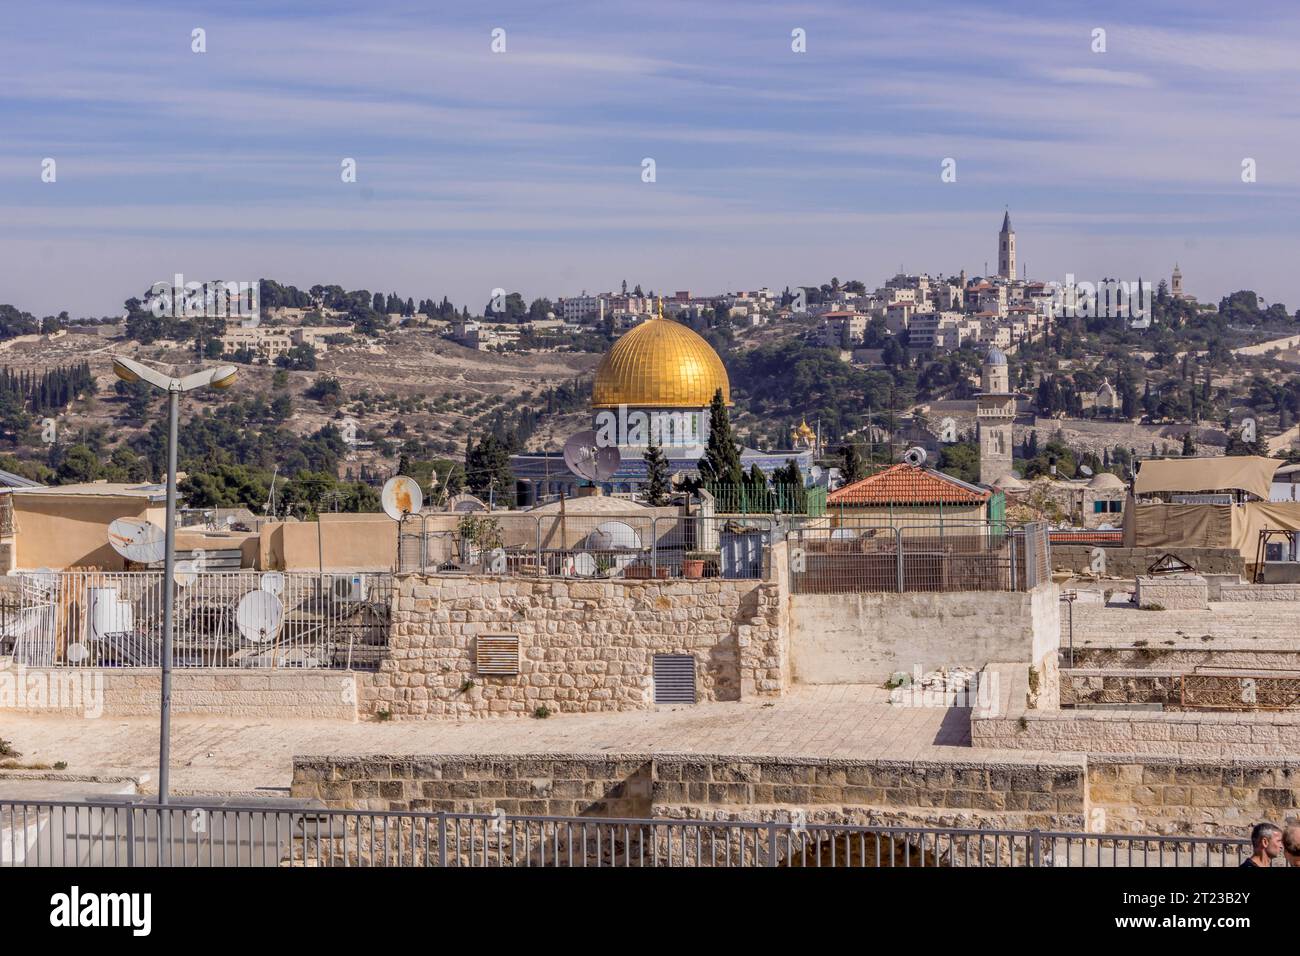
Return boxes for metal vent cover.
[476,635,520,675]
[653,654,696,704]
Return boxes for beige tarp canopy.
[1127,500,1300,561]
[1133,455,1279,501]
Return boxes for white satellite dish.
[587,521,642,551]
[173,560,198,588]
[902,446,928,467]
[809,465,823,482]
[235,590,284,644]
[563,430,620,482]
[1080,465,1094,477]
[107,518,167,564]
[259,571,285,595]
[381,475,424,521]
[570,552,598,576]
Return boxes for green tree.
[643,439,670,506]
[698,388,743,486]
[839,443,865,483]
[465,432,514,500]
[56,444,100,483]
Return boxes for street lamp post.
[112,357,236,805]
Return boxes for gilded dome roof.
[591,318,731,408]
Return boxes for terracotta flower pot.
[682,559,705,579]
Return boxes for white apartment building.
[822,311,869,348]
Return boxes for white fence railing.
[4,570,392,669]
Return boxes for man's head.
[1282,825,1300,866]
[1252,822,1283,860]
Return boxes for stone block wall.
[360,571,785,719]
[1052,546,1243,578]
[0,667,358,720]
[788,583,1059,683]
[290,751,1087,831]
[1135,575,1208,610]
[972,701,1300,758]
[1088,758,1300,837]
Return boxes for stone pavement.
[2,684,996,796]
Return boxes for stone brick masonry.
[360,572,787,719]
[290,752,1087,830]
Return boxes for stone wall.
[0,666,357,720]
[290,751,1087,831]
[788,583,1059,683]
[1134,574,1207,610]
[361,567,785,719]
[1088,758,1300,837]
[1052,546,1243,578]
[972,700,1300,758]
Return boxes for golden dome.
[592,317,731,408]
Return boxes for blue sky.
[3,0,1299,315]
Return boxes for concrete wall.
[788,583,1059,684]
[11,495,163,570]
[362,568,786,719]
[260,513,400,571]
[0,667,357,719]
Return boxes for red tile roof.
[828,464,990,506]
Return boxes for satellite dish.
[225,515,236,527]
[587,521,642,551]
[1080,465,1095,477]
[809,465,823,482]
[382,475,424,521]
[563,430,620,482]
[107,518,167,564]
[447,493,487,513]
[260,571,285,595]
[570,552,598,576]
[236,591,284,644]
[173,560,198,588]
[902,447,928,467]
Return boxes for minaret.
[976,346,1016,485]
[998,210,1015,280]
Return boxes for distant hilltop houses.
[815,212,1190,361]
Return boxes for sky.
[3,0,1299,317]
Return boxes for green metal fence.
[706,484,827,516]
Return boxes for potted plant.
[683,550,718,579]
[456,513,504,568]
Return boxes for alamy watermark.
[147,274,259,325]
[0,664,104,718]
[594,404,705,450]
[1043,275,1153,329]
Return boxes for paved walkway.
[3,685,992,796]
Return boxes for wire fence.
[398,513,774,581]
[0,801,1253,868]
[788,521,1050,594]
[4,570,392,669]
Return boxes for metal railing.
[0,800,1253,867]
[398,513,774,582]
[6,570,392,669]
[788,521,1050,594]
[704,483,828,517]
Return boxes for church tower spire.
[998,209,1015,280]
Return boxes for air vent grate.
[653,654,696,704]
[476,635,520,676]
